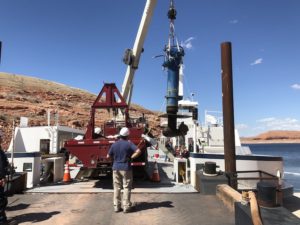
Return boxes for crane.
[121,0,188,138]
[121,0,157,106]
[64,0,188,178]
[64,0,158,178]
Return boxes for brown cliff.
[0,72,161,149]
[2,72,299,149]
[241,130,300,144]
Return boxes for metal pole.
[11,119,15,165]
[193,122,197,153]
[47,109,51,126]
[221,42,237,189]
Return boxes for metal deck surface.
[26,161,197,194]
[5,160,237,224]
[6,193,235,225]
[5,160,300,224]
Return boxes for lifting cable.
[167,0,181,58]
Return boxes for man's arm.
[107,144,114,159]
[131,149,141,159]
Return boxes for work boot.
[123,202,136,213]
[114,206,121,213]
[123,207,132,213]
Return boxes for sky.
[0,0,300,137]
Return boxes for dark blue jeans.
[0,186,7,223]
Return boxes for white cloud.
[291,83,300,90]
[229,19,238,24]
[253,126,266,131]
[257,117,276,123]
[181,37,195,50]
[250,58,263,66]
[236,123,248,129]
[256,117,300,130]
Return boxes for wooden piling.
[221,42,237,189]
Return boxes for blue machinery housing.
[162,45,188,137]
[161,1,189,137]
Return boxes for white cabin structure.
[8,125,85,154]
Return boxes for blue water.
[243,143,300,192]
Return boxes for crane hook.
[168,0,177,20]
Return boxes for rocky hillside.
[0,72,161,149]
[241,130,300,144]
[2,72,300,149]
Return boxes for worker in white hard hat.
[107,127,141,213]
[0,131,17,225]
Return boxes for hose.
[248,191,263,225]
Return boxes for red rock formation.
[0,72,161,149]
[241,130,300,143]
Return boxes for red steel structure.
[64,83,149,177]
[65,0,157,178]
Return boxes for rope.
[249,191,264,225]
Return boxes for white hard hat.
[74,135,84,140]
[119,127,130,137]
[94,127,102,134]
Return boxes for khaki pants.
[113,170,133,209]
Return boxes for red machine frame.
[64,83,148,177]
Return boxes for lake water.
[244,143,300,192]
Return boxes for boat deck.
[27,161,196,194]
[5,160,237,225]
[5,159,300,224]
[7,192,235,225]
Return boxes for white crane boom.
[121,0,157,106]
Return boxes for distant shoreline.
[241,139,300,144]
